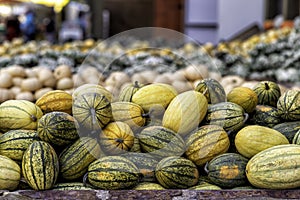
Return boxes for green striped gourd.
[86,156,140,190]
[246,144,300,189]
[59,137,102,180]
[130,137,141,153]
[133,182,165,190]
[37,112,79,147]
[205,102,247,133]
[206,153,249,188]
[0,129,39,163]
[0,155,21,190]
[253,81,281,107]
[138,126,185,159]
[235,125,289,158]
[277,90,300,121]
[22,141,59,190]
[273,121,300,143]
[162,90,208,137]
[111,102,146,132]
[292,130,300,144]
[119,81,144,102]
[185,125,230,166]
[194,78,226,104]
[72,92,112,132]
[155,156,199,189]
[251,105,281,128]
[99,121,134,155]
[189,182,221,190]
[121,152,159,182]
[0,100,43,130]
[52,182,94,190]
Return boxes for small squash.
[227,87,258,113]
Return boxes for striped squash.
[189,182,221,190]
[59,137,102,180]
[138,126,185,159]
[36,90,73,114]
[130,137,141,153]
[292,130,300,144]
[235,125,289,158]
[121,152,159,182]
[0,100,43,130]
[206,153,249,188]
[73,84,113,102]
[194,78,226,104]
[162,90,208,137]
[251,105,281,128]
[0,155,21,191]
[155,156,199,189]
[52,182,94,190]
[72,92,112,132]
[86,156,140,190]
[99,121,135,155]
[37,112,79,147]
[277,90,300,121]
[205,102,247,133]
[22,141,59,190]
[111,102,146,132]
[0,129,39,163]
[246,144,300,189]
[273,121,300,143]
[185,125,230,166]
[118,81,144,102]
[133,182,165,190]
[253,81,281,107]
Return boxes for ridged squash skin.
[253,81,281,107]
[36,90,73,114]
[206,153,249,188]
[273,121,300,143]
[59,137,102,180]
[235,125,289,158]
[246,144,300,189]
[227,87,258,113]
[194,78,226,104]
[87,156,140,190]
[0,100,43,130]
[111,102,146,132]
[0,155,21,191]
[138,126,185,159]
[132,83,178,113]
[185,125,230,166]
[292,130,300,144]
[118,81,143,102]
[277,90,300,121]
[205,102,246,133]
[22,141,59,190]
[155,156,199,189]
[72,92,112,132]
[251,105,281,128]
[0,130,39,162]
[99,121,135,155]
[162,90,208,137]
[73,84,113,102]
[37,112,79,147]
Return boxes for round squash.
[118,81,144,102]
[73,84,113,102]
[273,121,300,143]
[277,90,300,121]
[235,125,289,158]
[253,81,281,107]
[227,87,258,113]
[250,105,281,128]
[0,155,21,191]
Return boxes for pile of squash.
[0,76,299,191]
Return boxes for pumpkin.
[227,87,258,113]
[253,81,281,107]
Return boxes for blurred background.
[0,0,298,44]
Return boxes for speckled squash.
[155,156,199,189]
[251,105,281,128]
[22,141,59,190]
[277,90,300,121]
[205,102,247,133]
[194,78,226,104]
[37,112,79,147]
[273,121,300,143]
[99,121,135,155]
[185,125,230,166]
[162,90,208,137]
[118,81,144,102]
[73,84,113,102]
[253,81,281,107]
[246,144,300,189]
[206,153,249,188]
[227,87,258,113]
[0,129,39,163]
[138,126,185,159]
[86,156,140,190]
[0,155,21,191]
[235,125,289,158]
